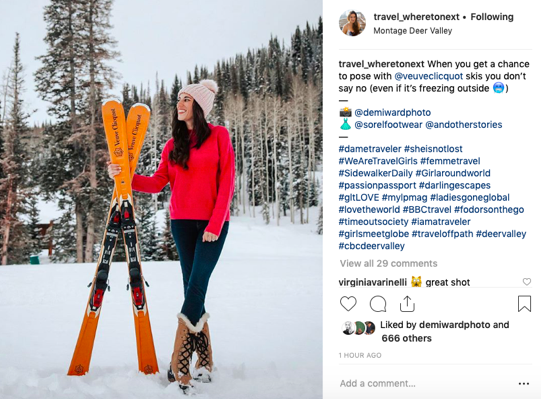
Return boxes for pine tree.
[27,193,43,256]
[213,63,225,125]
[35,0,120,263]
[122,83,135,114]
[35,0,87,262]
[148,216,161,261]
[291,26,302,74]
[133,76,171,258]
[78,0,121,263]
[132,85,140,103]
[261,201,270,224]
[49,209,77,263]
[0,100,4,206]
[0,33,31,265]
[158,208,178,260]
[268,36,284,97]
[317,205,323,235]
[300,22,313,83]
[136,194,160,261]
[239,55,249,102]
[170,74,182,106]
[313,17,323,83]
[193,65,200,83]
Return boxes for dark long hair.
[349,11,360,35]
[169,100,211,169]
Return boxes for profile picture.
[355,321,365,335]
[339,10,366,37]
[365,321,376,335]
[343,321,355,335]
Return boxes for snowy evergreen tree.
[49,210,77,263]
[122,83,135,114]
[35,0,120,263]
[261,201,270,225]
[27,194,43,256]
[158,208,178,261]
[77,0,121,262]
[193,65,200,84]
[35,0,87,262]
[0,33,32,265]
[132,76,172,259]
[291,26,302,74]
[170,74,182,106]
[317,205,323,235]
[300,23,313,83]
[309,178,320,207]
[213,63,225,126]
[0,100,4,219]
[136,194,160,261]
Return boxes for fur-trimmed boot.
[170,315,198,394]
[194,314,213,382]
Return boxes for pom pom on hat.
[199,79,218,94]
[178,79,218,118]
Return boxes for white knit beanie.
[177,79,218,118]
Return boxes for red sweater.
[132,124,235,236]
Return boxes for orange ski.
[104,100,158,374]
[121,103,159,374]
[68,101,155,375]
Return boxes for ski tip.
[132,103,151,112]
[102,98,121,106]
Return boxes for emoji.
[411,276,422,287]
[493,82,504,93]
[340,108,352,117]
[340,118,351,130]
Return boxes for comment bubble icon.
[370,295,387,312]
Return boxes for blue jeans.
[171,220,229,326]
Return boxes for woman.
[108,79,235,394]
[342,11,361,36]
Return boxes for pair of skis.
[68,100,159,376]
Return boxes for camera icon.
[340,107,352,117]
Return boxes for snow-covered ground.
[0,212,322,399]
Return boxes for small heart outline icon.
[340,296,357,311]
[523,278,531,286]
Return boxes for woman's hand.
[107,161,121,179]
[202,231,219,242]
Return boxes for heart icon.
[523,278,531,286]
[340,296,357,311]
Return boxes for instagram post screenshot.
[0,0,538,398]
[323,1,539,399]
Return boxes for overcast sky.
[0,0,321,124]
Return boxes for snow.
[0,211,322,399]
[38,250,51,265]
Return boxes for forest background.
[0,0,323,265]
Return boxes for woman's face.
[177,93,194,123]
[349,13,357,23]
